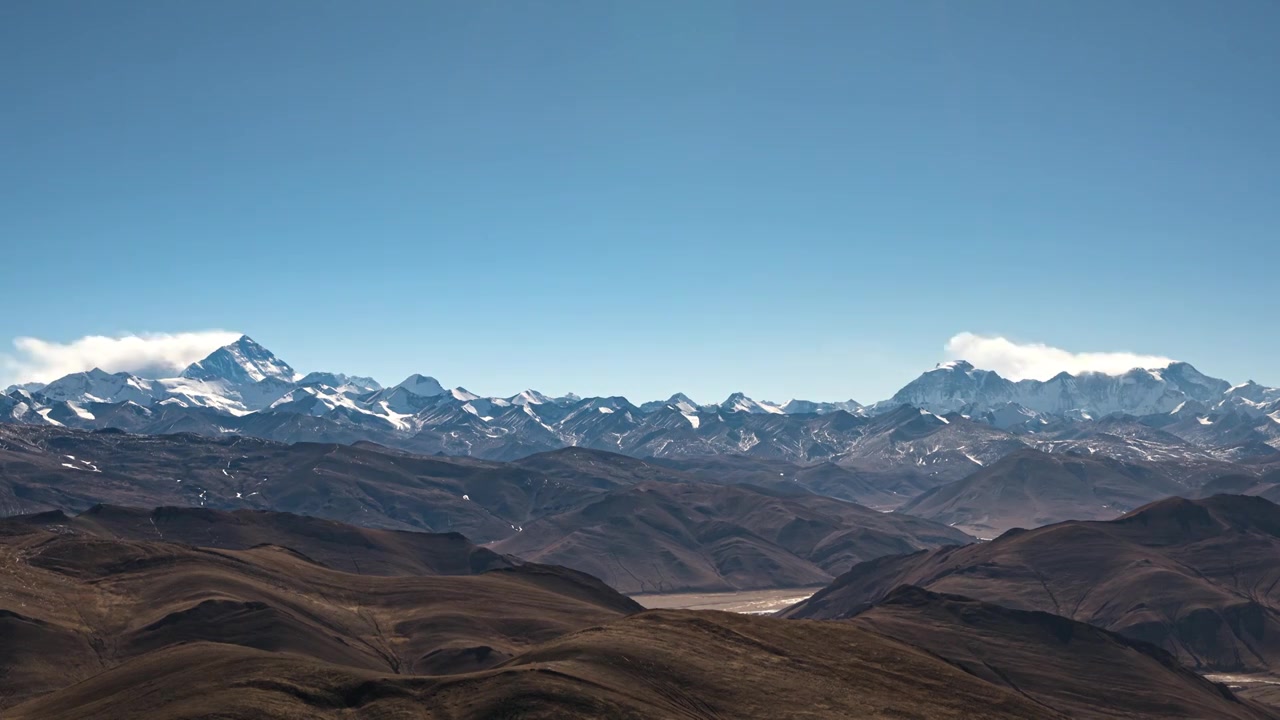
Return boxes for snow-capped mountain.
[668,393,700,414]
[1221,380,1280,417]
[876,361,1016,414]
[640,393,699,413]
[719,392,785,415]
[780,398,866,416]
[394,374,446,398]
[38,368,163,405]
[876,359,1238,419]
[3,336,1278,470]
[0,390,43,424]
[297,372,381,393]
[510,389,551,406]
[267,385,370,418]
[181,335,297,385]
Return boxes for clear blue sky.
[2,1,1277,402]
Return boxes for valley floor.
[632,587,822,614]
[1206,675,1280,710]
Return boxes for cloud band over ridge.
[2,328,1180,392]
[0,331,241,385]
[945,332,1174,381]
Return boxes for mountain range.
[5,339,1280,714]
[3,336,1278,473]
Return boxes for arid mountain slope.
[852,586,1272,719]
[4,612,1062,720]
[493,481,971,593]
[899,448,1196,536]
[785,494,1280,673]
[3,508,1272,719]
[0,424,599,541]
[0,427,973,592]
[1,504,514,576]
[0,520,638,709]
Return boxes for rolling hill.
[494,480,971,593]
[785,494,1280,673]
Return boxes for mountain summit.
[180,335,297,385]
[719,392,785,415]
[394,374,447,398]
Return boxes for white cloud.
[0,331,241,385]
[945,332,1174,381]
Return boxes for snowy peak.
[510,389,551,406]
[883,359,1241,420]
[565,396,638,420]
[393,374,446,398]
[781,398,865,415]
[719,392,785,415]
[666,393,699,414]
[448,387,480,402]
[1160,361,1230,400]
[298,372,381,393]
[640,393,700,414]
[181,335,296,385]
[930,360,975,373]
[268,386,356,416]
[39,369,160,405]
[364,385,439,415]
[885,360,1014,414]
[1221,380,1280,405]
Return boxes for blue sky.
[2,1,1277,402]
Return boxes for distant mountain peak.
[3,381,47,395]
[449,387,480,402]
[719,393,785,415]
[657,392,699,414]
[393,374,446,398]
[511,389,551,406]
[880,356,1240,419]
[180,336,296,385]
[297,371,381,392]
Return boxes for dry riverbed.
[632,587,821,614]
